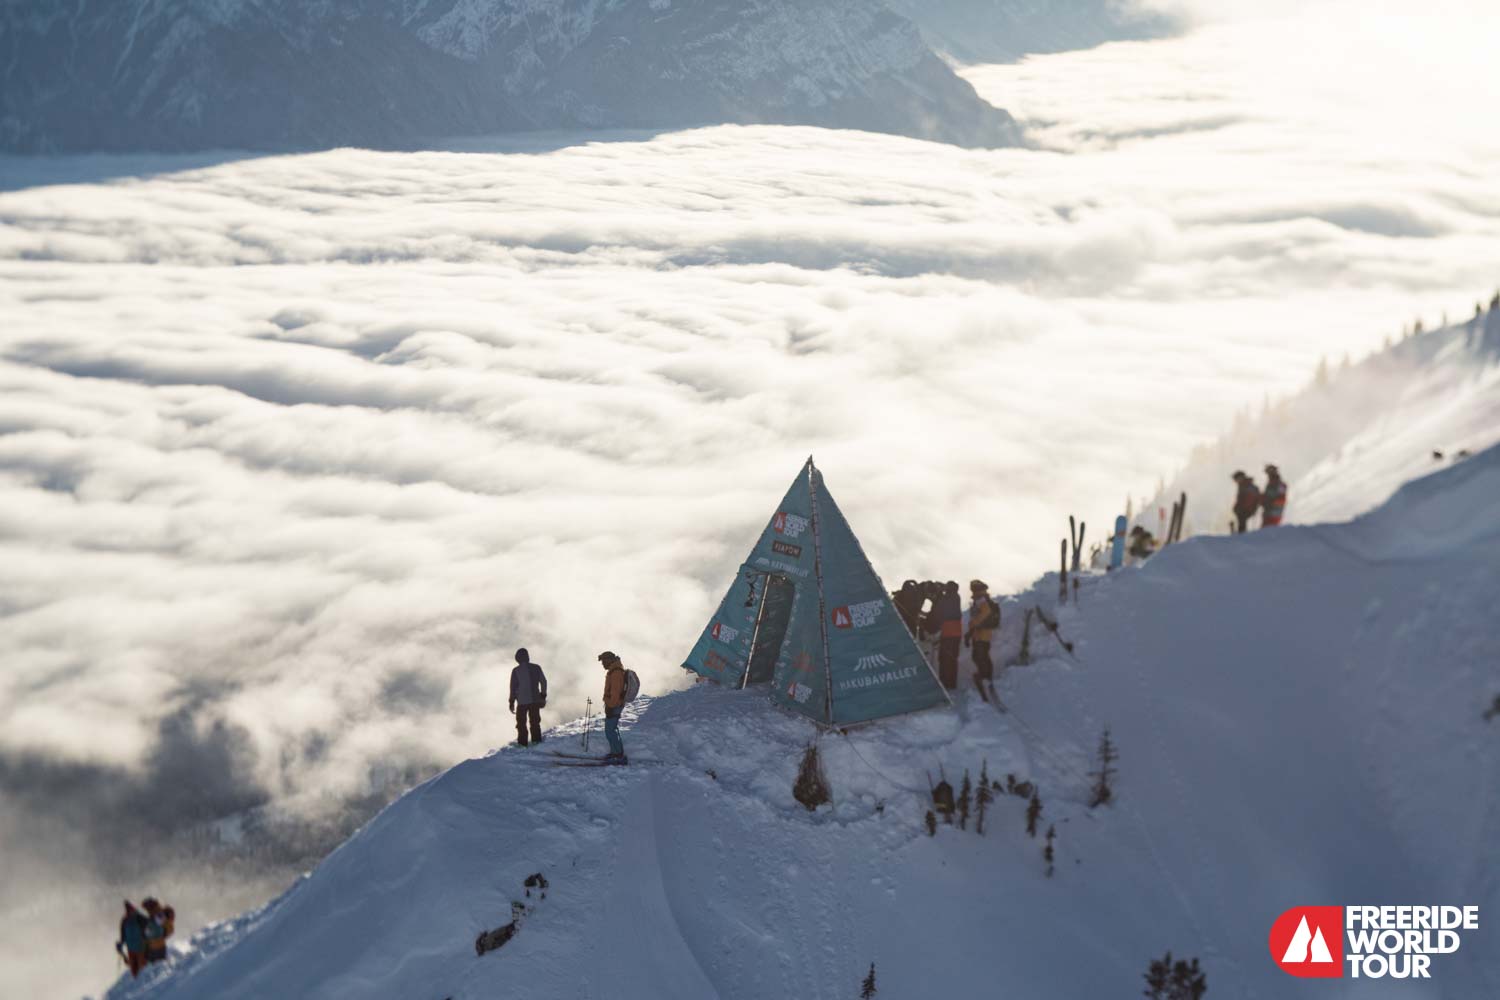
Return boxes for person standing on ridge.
[923,581,963,689]
[1231,470,1261,534]
[1261,464,1287,528]
[141,898,174,965]
[964,580,1000,690]
[116,901,149,976]
[509,648,548,747]
[598,650,628,763]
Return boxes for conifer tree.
[976,760,994,836]
[1142,952,1207,1000]
[860,962,878,998]
[1026,789,1042,838]
[1044,825,1056,878]
[1089,727,1119,808]
[925,810,937,837]
[958,770,972,831]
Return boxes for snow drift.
[104,443,1500,998]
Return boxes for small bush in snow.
[1044,825,1056,878]
[860,962,877,998]
[1483,695,1500,722]
[924,810,937,837]
[793,744,831,811]
[1142,952,1207,1000]
[957,770,972,830]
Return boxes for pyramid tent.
[682,459,950,726]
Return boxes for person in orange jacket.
[965,580,1000,689]
[141,898,174,964]
[598,651,628,763]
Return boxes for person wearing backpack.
[964,580,1000,687]
[508,648,548,747]
[116,900,149,976]
[598,650,635,763]
[141,897,174,964]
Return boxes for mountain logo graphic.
[1269,907,1344,978]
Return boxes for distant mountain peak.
[0,0,1020,154]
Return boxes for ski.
[545,750,610,761]
[549,759,631,768]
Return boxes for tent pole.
[741,573,773,689]
[807,459,834,725]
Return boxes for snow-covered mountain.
[0,0,1020,153]
[104,444,1500,999]
[885,0,1179,64]
[1138,303,1500,538]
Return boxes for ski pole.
[583,697,592,751]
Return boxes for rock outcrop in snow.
[0,0,1019,154]
[105,445,1500,999]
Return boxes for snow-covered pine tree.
[1044,825,1055,878]
[1089,727,1119,808]
[925,810,937,836]
[958,770,971,830]
[1026,789,1042,838]
[860,962,878,998]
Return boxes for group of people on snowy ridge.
[1231,463,1287,533]
[892,579,999,692]
[116,897,174,977]
[508,648,638,763]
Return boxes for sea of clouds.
[2,2,1499,995]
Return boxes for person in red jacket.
[922,581,963,690]
[1261,464,1288,527]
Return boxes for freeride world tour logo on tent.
[831,600,882,629]
[771,511,808,538]
[1269,906,1480,980]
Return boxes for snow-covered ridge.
[0,0,1018,153]
[1141,306,1500,537]
[105,445,1500,999]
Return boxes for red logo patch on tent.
[831,606,852,629]
[1269,907,1344,978]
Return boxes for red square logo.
[1269,906,1344,978]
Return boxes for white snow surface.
[104,446,1500,999]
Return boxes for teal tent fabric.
[682,459,949,725]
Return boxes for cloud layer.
[2,5,1499,994]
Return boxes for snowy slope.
[1141,307,1500,538]
[104,445,1500,999]
[0,0,1018,153]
